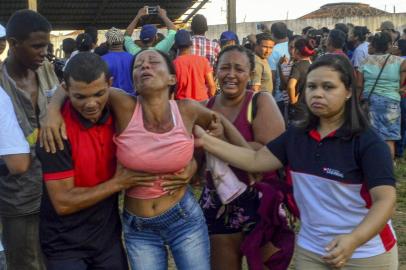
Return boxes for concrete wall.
[206,13,406,41]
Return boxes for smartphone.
[146,6,158,15]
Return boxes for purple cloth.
[241,182,295,270]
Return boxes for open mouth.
[84,110,99,115]
[223,81,238,87]
[140,73,153,80]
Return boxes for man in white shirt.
[0,85,31,269]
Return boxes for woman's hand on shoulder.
[40,105,67,153]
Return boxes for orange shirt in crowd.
[173,54,213,101]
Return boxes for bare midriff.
[124,186,187,217]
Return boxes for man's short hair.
[63,52,110,87]
[76,33,93,52]
[191,14,208,35]
[6,9,51,41]
[256,32,273,45]
[62,38,76,55]
[328,29,346,49]
[302,26,313,36]
[84,26,98,44]
[334,23,349,35]
[270,22,288,40]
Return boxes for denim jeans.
[368,94,401,141]
[123,189,210,270]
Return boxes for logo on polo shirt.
[323,167,344,178]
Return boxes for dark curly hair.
[216,45,255,72]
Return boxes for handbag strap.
[366,54,391,101]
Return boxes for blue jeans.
[123,189,210,270]
[369,94,401,141]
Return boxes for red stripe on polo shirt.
[379,224,397,251]
[309,129,337,142]
[359,183,372,209]
[44,170,74,181]
[285,167,300,218]
[360,182,396,251]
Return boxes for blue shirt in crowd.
[102,51,134,95]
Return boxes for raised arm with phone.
[124,5,177,55]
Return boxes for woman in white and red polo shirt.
[195,54,398,270]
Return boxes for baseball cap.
[140,24,157,42]
[175,29,192,47]
[220,31,239,45]
[0,24,5,38]
[378,21,395,32]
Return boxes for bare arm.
[2,154,30,175]
[355,70,364,99]
[194,125,283,173]
[40,85,68,153]
[40,86,134,153]
[188,100,250,148]
[205,72,217,97]
[46,167,156,216]
[157,6,176,31]
[252,92,285,145]
[287,78,298,104]
[125,7,147,36]
[323,185,396,267]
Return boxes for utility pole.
[28,0,37,11]
[227,0,237,32]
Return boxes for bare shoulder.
[176,98,200,115]
[109,88,136,111]
[256,91,277,106]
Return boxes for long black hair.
[299,54,369,136]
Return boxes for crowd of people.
[0,4,405,270]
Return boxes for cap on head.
[175,29,192,47]
[105,27,124,45]
[0,24,5,38]
[140,24,157,43]
[379,21,395,32]
[220,31,239,46]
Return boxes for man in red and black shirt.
[36,53,155,270]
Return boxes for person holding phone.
[124,6,177,55]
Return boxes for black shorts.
[199,186,260,235]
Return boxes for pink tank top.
[113,100,194,199]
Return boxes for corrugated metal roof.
[300,2,389,19]
[0,0,198,30]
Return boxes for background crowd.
[0,4,405,270]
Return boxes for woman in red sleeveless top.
[199,45,288,270]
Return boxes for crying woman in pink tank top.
[107,49,249,270]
